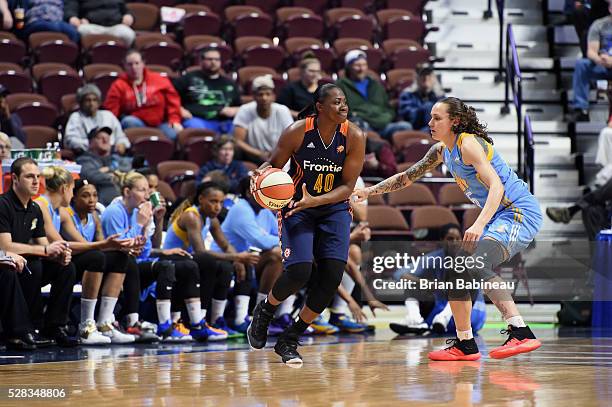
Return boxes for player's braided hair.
[297,83,343,120]
[440,97,494,145]
[168,181,224,225]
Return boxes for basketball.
[253,168,295,210]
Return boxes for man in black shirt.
[0,158,77,347]
[173,47,241,135]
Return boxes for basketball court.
[1,322,609,406]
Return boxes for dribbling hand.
[351,188,369,204]
[285,184,316,218]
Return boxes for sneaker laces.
[499,327,519,346]
[444,337,460,350]
[279,332,301,352]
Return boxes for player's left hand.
[351,188,369,203]
[462,223,484,253]
[161,248,192,258]
[285,184,316,218]
[367,299,389,317]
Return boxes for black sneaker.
[428,337,481,361]
[567,109,590,122]
[274,331,303,365]
[247,301,275,349]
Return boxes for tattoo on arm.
[369,143,443,195]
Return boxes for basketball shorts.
[482,202,543,260]
[278,201,352,267]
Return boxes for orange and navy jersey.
[288,116,349,203]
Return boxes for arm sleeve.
[103,81,123,118]
[64,112,88,151]
[163,78,182,124]
[279,105,294,130]
[101,206,143,239]
[587,19,603,43]
[233,105,251,128]
[0,200,11,234]
[233,210,278,250]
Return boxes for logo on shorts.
[336,145,344,153]
[284,248,291,259]
[31,219,37,230]
[495,224,507,233]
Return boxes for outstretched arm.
[356,142,444,200]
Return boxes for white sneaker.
[404,298,427,329]
[405,316,429,330]
[98,321,136,344]
[79,319,111,345]
[431,310,452,334]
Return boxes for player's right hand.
[351,188,369,203]
[250,164,271,194]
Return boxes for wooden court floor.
[1,327,611,406]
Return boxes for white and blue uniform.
[34,194,61,231]
[443,133,542,258]
[65,206,96,242]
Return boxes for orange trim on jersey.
[304,117,315,132]
[277,211,283,240]
[339,120,349,136]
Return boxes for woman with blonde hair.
[0,132,11,160]
[278,52,323,119]
[36,166,134,344]
[101,171,210,342]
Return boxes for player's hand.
[233,262,246,282]
[351,188,370,204]
[285,184,317,218]
[348,300,367,324]
[161,248,192,258]
[153,202,166,222]
[104,234,132,250]
[46,241,68,258]
[250,164,271,195]
[462,222,484,254]
[367,299,389,317]
[137,202,153,227]
[350,223,371,242]
[236,251,260,266]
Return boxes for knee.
[263,247,282,263]
[88,250,106,272]
[121,115,143,128]
[575,58,592,73]
[155,261,176,285]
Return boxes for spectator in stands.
[362,138,398,179]
[336,50,412,140]
[277,52,322,119]
[389,223,486,336]
[64,0,135,46]
[211,177,286,333]
[0,157,77,347]
[0,132,11,160]
[570,2,612,122]
[76,127,126,206]
[65,84,130,155]
[0,0,12,30]
[567,0,610,57]
[15,0,80,43]
[546,177,612,240]
[0,85,26,149]
[233,75,293,164]
[196,136,248,193]
[173,47,241,134]
[398,66,445,132]
[104,50,183,140]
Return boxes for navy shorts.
[279,201,352,267]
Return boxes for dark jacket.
[398,89,443,131]
[336,76,394,131]
[64,0,129,26]
[196,160,248,193]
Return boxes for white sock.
[126,313,139,327]
[457,329,474,341]
[439,302,453,318]
[256,292,267,305]
[185,301,203,325]
[506,315,526,328]
[80,298,97,323]
[156,300,171,324]
[331,272,355,315]
[171,312,181,323]
[98,296,118,324]
[234,295,250,325]
[210,299,227,323]
[276,294,295,317]
[404,298,423,322]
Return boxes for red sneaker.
[488,325,541,359]
[428,338,481,361]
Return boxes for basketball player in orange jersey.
[354,97,543,361]
[247,84,366,364]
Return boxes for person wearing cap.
[65,84,130,155]
[172,47,241,134]
[398,66,445,132]
[104,49,183,140]
[0,85,26,149]
[336,49,412,140]
[233,75,293,164]
[75,127,126,205]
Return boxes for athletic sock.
[506,315,527,328]
[81,298,97,324]
[287,317,310,336]
[98,296,118,324]
[210,299,227,323]
[234,295,250,325]
[126,313,139,327]
[171,312,181,323]
[457,329,474,341]
[185,301,203,325]
[156,300,171,324]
